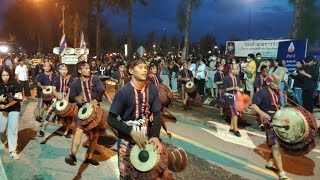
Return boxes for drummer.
[107,59,166,180]
[147,63,163,86]
[251,74,288,180]
[178,62,194,110]
[38,63,74,138]
[65,61,105,166]
[214,64,225,116]
[223,64,241,137]
[110,62,127,93]
[36,61,56,123]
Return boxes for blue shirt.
[37,72,56,86]
[69,75,105,102]
[109,82,161,121]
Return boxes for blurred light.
[0,45,9,53]
[93,56,97,59]
[109,54,113,56]
[144,53,147,56]
[214,46,218,49]
[153,44,156,48]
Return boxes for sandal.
[265,165,279,172]
[85,158,100,166]
[65,154,77,166]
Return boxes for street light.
[153,44,156,54]
[0,45,9,53]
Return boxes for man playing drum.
[178,62,194,111]
[223,64,241,137]
[107,59,166,180]
[38,63,74,138]
[65,61,105,166]
[251,74,288,180]
[36,61,56,123]
[110,62,128,93]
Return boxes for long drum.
[272,107,318,156]
[41,86,54,102]
[158,84,173,108]
[185,81,196,95]
[127,142,169,180]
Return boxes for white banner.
[61,55,79,65]
[227,39,290,58]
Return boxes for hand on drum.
[75,95,85,104]
[91,99,99,109]
[260,112,271,123]
[149,137,163,153]
[130,130,146,149]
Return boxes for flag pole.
[62,4,65,33]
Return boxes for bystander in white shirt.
[196,62,206,79]
[15,64,29,81]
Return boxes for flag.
[80,31,86,49]
[59,32,67,56]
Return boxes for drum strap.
[80,76,93,102]
[149,74,159,86]
[219,72,224,80]
[230,74,237,95]
[59,75,70,94]
[184,70,189,79]
[268,88,281,110]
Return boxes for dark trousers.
[20,80,31,97]
[195,78,206,96]
[302,88,314,113]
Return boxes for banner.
[277,40,308,73]
[61,55,79,65]
[226,39,290,58]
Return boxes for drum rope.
[80,76,93,102]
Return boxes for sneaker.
[10,151,20,160]
[85,158,100,166]
[38,130,45,137]
[279,171,288,180]
[65,154,77,166]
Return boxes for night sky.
[0,0,294,44]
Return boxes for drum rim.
[273,107,309,144]
[130,143,160,172]
[56,99,69,111]
[78,103,94,120]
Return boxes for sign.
[53,47,89,55]
[31,59,43,65]
[226,39,290,58]
[137,45,145,57]
[61,55,79,65]
[277,40,308,73]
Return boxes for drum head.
[56,99,68,111]
[130,143,159,172]
[273,108,308,144]
[43,86,53,94]
[78,103,94,120]
[185,81,194,89]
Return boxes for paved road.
[1,87,320,180]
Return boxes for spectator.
[301,56,319,113]
[243,54,257,100]
[290,60,304,105]
[196,59,206,96]
[15,57,32,99]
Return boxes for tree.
[159,32,170,56]
[171,34,180,55]
[199,33,216,55]
[144,31,156,53]
[177,0,202,60]
[290,0,320,44]
[111,0,148,57]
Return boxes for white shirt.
[15,64,29,81]
[196,63,206,79]
[189,63,196,76]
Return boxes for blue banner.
[277,40,307,73]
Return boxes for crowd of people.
[0,52,319,180]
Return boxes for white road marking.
[206,121,320,154]
[0,156,8,180]
[201,122,256,149]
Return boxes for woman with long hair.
[0,67,22,160]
